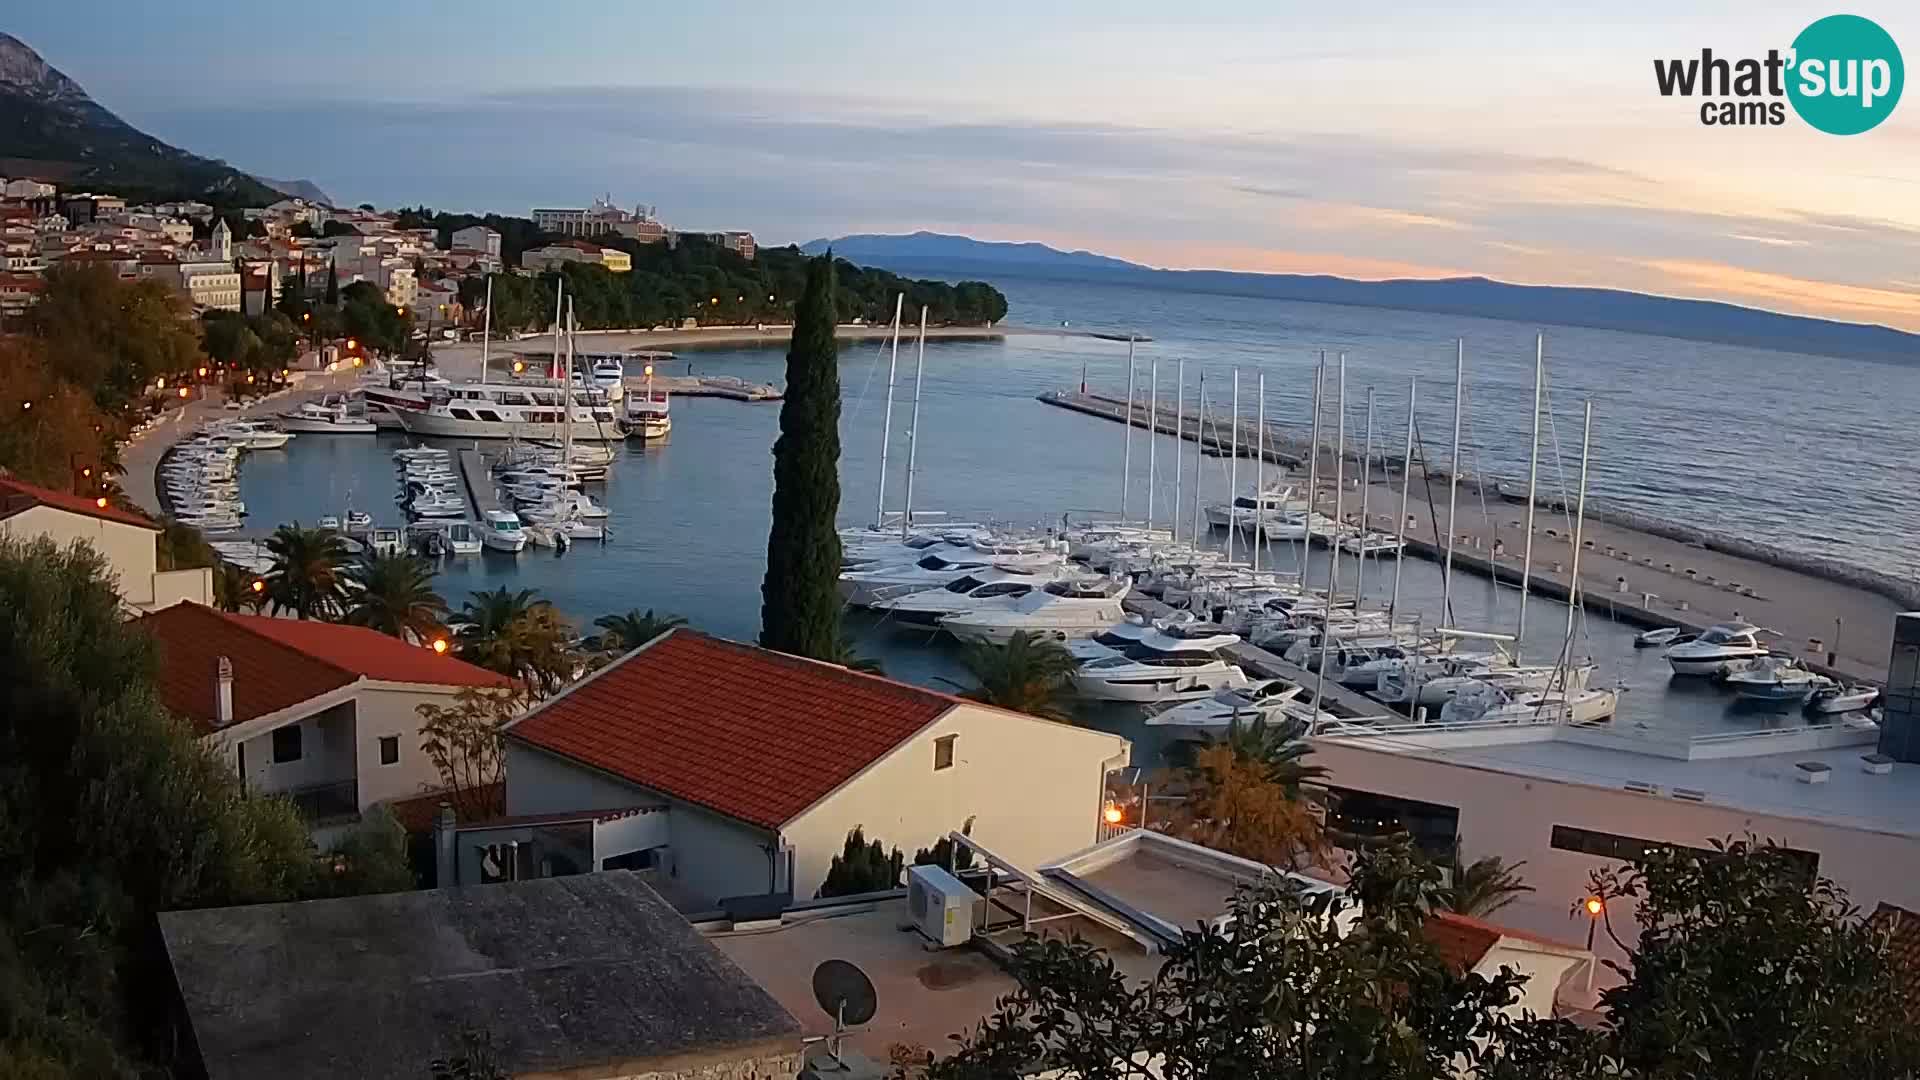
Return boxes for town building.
[0,271,43,318]
[136,254,242,311]
[4,178,57,203]
[532,197,665,241]
[499,629,1133,908]
[449,224,500,257]
[522,239,631,273]
[0,477,211,612]
[136,602,510,837]
[709,230,756,259]
[1308,703,1920,980]
[159,874,804,1080]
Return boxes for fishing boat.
[1665,622,1770,677]
[479,509,528,552]
[1724,655,1829,704]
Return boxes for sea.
[237,275,1914,763]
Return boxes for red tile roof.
[0,475,158,530]
[1424,912,1505,974]
[138,603,509,733]
[506,630,957,830]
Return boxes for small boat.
[1807,684,1879,715]
[445,520,483,555]
[1338,532,1404,557]
[1665,622,1769,677]
[1724,655,1829,704]
[278,397,379,434]
[480,509,528,552]
[1439,681,1619,725]
[1634,626,1693,649]
[345,509,373,529]
[366,527,405,557]
[317,515,341,530]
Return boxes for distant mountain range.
[0,32,285,206]
[805,232,1920,363]
[254,176,333,206]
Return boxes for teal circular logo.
[1788,15,1903,135]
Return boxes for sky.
[12,2,1920,329]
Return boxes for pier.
[624,374,783,402]
[1121,594,1395,722]
[1042,385,1903,682]
[457,450,499,518]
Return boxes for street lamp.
[95,497,108,509]
[431,638,448,654]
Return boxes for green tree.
[453,587,577,698]
[1438,844,1534,919]
[817,826,905,898]
[759,254,845,660]
[416,687,516,821]
[1168,739,1328,869]
[588,608,686,652]
[0,537,322,1075]
[324,258,339,305]
[920,841,1574,1080]
[1587,835,1920,1078]
[318,807,417,896]
[264,522,352,620]
[950,630,1080,721]
[912,817,977,872]
[1208,713,1327,793]
[156,518,217,571]
[213,561,266,613]
[343,552,448,642]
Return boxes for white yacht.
[1375,656,1592,711]
[840,550,1062,608]
[444,520,483,555]
[872,568,1054,629]
[1069,615,1165,663]
[1283,634,1423,689]
[397,380,625,441]
[279,396,378,434]
[1338,532,1405,557]
[1664,622,1770,677]
[626,387,672,440]
[480,509,528,552]
[212,419,294,449]
[1071,623,1251,703]
[938,577,1132,646]
[1145,679,1333,733]
[1439,682,1618,725]
[1203,487,1306,531]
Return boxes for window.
[271,724,302,763]
[934,734,957,771]
[1550,825,1819,879]
[378,736,399,765]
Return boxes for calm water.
[239,277,1911,759]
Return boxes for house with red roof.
[137,602,511,837]
[500,629,1133,908]
[1422,910,1595,1017]
[0,475,211,612]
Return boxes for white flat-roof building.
[1309,712,1918,980]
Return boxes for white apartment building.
[450,224,500,257]
[5,179,56,200]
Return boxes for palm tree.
[949,631,1080,722]
[343,552,447,642]
[263,522,351,620]
[1215,715,1327,793]
[1438,844,1534,918]
[213,562,265,613]
[454,587,576,697]
[589,608,686,652]
[157,518,216,571]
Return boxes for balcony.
[287,779,359,824]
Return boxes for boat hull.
[397,412,626,442]
[278,416,378,434]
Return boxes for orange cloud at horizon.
[1639,259,1920,331]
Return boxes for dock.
[1121,595,1394,722]
[624,374,783,402]
[457,450,499,518]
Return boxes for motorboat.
[1807,684,1879,715]
[1144,678,1329,733]
[1725,655,1830,705]
[396,380,625,441]
[364,527,405,557]
[317,515,341,530]
[1070,623,1251,703]
[1439,681,1619,725]
[410,493,468,518]
[480,509,528,552]
[626,386,672,440]
[345,509,373,530]
[1338,532,1404,557]
[1665,622,1770,677]
[840,550,1062,608]
[1282,634,1422,690]
[1634,625,1693,649]
[1256,511,1342,543]
[871,568,1052,629]
[1375,657,1593,711]
[1069,615,1168,663]
[278,397,378,434]
[213,419,294,450]
[938,577,1133,646]
[1203,487,1306,531]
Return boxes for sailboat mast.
[1561,401,1595,677]
[1355,386,1374,604]
[1441,339,1464,627]
[1253,372,1266,574]
[1330,355,1347,599]
[1389,377,1416,622]
[1172,359,1185,545]
[1304,355,1323,574]
[1190,372,1205,552]
[1147,357,1159,532]
[1121,337,1136,523]
[562,299,575,463]
[1227,370,1240,565]
[901,306,928,539]
[1516,332,1544,663]
[480,274,493,384]
[874,294,903,530]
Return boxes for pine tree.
[759,253,843,659]
[324,258,339,305]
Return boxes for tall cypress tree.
[760,254,844,658]
[323,258,339,305]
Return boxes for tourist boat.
[1664,622,1770,677]
[1438,681,1619,725]
[1725,655,1830,704]
[479,509,528,552]
[1070,623,1252,703]
[871,568,1056,629]
[395,380,625,442]
[278,397,379,434]
[938,577,1133,646]
[1807,684,1879,715]
[1144,678,1333,733]
[625,386,672,441]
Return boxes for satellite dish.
[811,959,878,1027]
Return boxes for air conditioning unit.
[907,864,979,948]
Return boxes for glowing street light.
[251,579,266,595]
[20,401,30,411]
[1102,803,1124,826]
[179,387,191,398]
[431,638,449,654]
[197,366,208,377]
[95,497,108,509]
[346,338,358,351]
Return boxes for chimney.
[215,656,234,727]
[434,802,457,888]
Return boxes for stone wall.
[609,1048,804,1080]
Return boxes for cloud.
[1727,233,1808,247]
[1641,259,1920,326]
